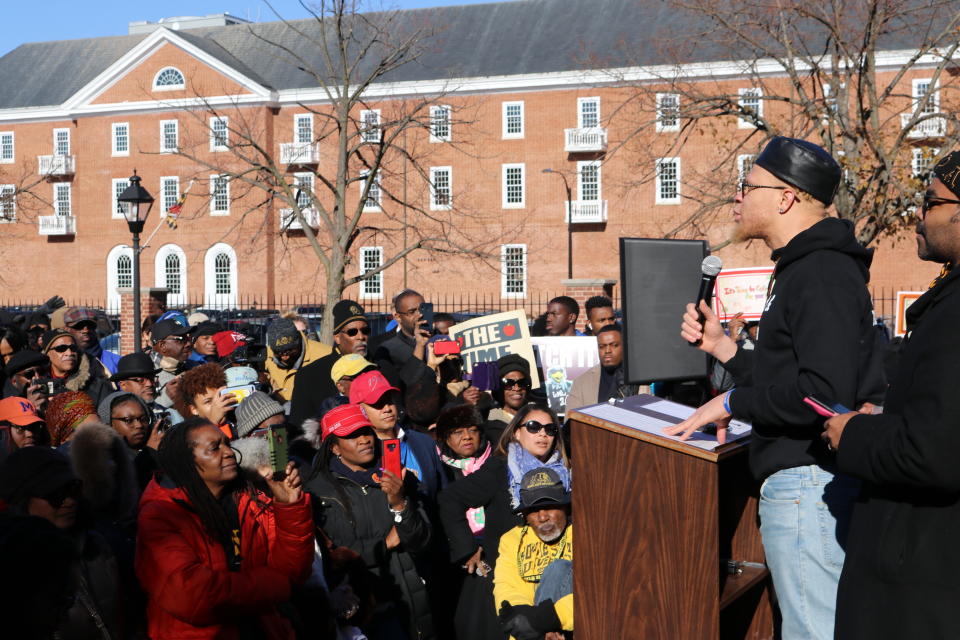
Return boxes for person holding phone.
[173,363,238,438]
[306,403,434,640]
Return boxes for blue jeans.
[535,559,573,605]
[758,465,859,640]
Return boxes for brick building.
[0,0,946,319]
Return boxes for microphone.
[688,255,723,347]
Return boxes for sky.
[0,0,506,57]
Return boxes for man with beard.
[63,307,121,376]
[495,467,573,640]
[666,136,883,640]
[565,325,638,411]
[823,151,960,638]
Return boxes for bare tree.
[168,0,498,342]
[613,0,960,246]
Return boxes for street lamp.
[117,171,155,353]
[542,168,574,279]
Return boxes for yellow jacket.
[494,525,573,634]
[265,336,331,402]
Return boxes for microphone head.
[701,255,723,277]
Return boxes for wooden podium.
[569,406,773,639]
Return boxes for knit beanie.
[235,391,284,438]
[267,318,301,352]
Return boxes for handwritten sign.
[714,267,775,321]
[532,336,599,415]
[449,310,541,389]
[895,291,923,337]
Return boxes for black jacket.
[289,348,341,427]
[374,333,441,428]
[724,218,884,480]
[306,466,435,640]
[834,267,960,639]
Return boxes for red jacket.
[135,477,314,639]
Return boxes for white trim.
[54,182,72,216]
[912,147,939,177]
[154,243,188,306]
[655,157,681,204]
[429,104,452,142]
[111,122,129,156]
[294,113,313,143]
[159,119,178,153]
[106,244,134,313]
[360,170,381,212]
[360,109,381,143]
[577,96,600,129]
[912,77,940,113]
[738,87,763,129]
[0,184,16,222]
[577,160,601,202]
[737,154,757,180]
[502,163,525,209]
[204,242,238,308]
[153,66,185,91]
[502,101,524,139]
[359,246,384,299]
[500,244,527,299]
[159,176,180,218]
[655,93,680,132]
[0,131,14,163]
[53,127,70,155]
[429,166,452,210]
[209,116,229,151]
[111,178,130,219]
[210,174,230,216]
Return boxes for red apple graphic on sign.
[503,322,517,337]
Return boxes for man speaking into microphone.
[665,137,884,640]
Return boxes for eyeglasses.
[42,479,83,509]
[162,336,190,343]
[112,414,150,426]
[737,180,788,197]
[521,420,559,437]
[397,305,425,317]
[920,194,960,218]
[49,344,79,354]
[125,376,156,385]
[274,346,300,358]
[501,377,532,390]
[16,367,44,380]
[339,326,371,337]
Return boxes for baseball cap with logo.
[516,467,571,512]
[348,370,399,405]
[321,403,374,442]
[151,319,191,342]
[212,330,249,358]
[0,397,44,426]
[330,353,376,384]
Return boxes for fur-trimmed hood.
[69,421,138,521]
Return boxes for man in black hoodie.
[668,136,883,640]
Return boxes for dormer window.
[153,67,185,91]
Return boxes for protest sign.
[449,309,541,388]
[532,336,600,416]
[895,291,922,337]
[713,267,775,321]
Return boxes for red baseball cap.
[212,331,248,358]
[0,397,43,427]
[321,404,373,442]
[348,370,399,405]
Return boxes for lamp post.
[117,171,155,353]
[542,168,574,279]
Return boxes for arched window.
[117,255,133,289]
[203,243,238,308]
[106,245,134,313]
[153,67,185,91]
[155,244,187,306]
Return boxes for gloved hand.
[40,295,66,313]
[499,600,562,639]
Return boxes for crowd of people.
[0,290,604,639]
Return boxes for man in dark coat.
[825,151,960,638]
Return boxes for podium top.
[568,394,751,462]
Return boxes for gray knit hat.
[235,391,284,438]
[267,317,301,352]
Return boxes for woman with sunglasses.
[437,403,570,640]
[0,445,123,639]
[483,354,534,446]
[41,329,112,407]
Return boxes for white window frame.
[912,147,939,177]
[204,242,238,308]
[502,163,525,209]
[656,93,680,132]
[111,122,129,157]
[430,166,452,210]
[153,67,185,91]
[360,109,381,144]
[577,161,601,202]
[53,128,70,156]
[54,183,72,217]
[111,178,130,219]
[912,78,940,114]
[578,97,600,129]
[737,154,757,180]
[160,176,180,219]
[500,244,527,299]
[106,245,135,313]
[655,157,681,205]
[210,174,230,216]
[359,246,384,299]
[293,172,315,210]
[209,116,229,151]
[160,119,179,153]
[429,105,452,142]
[502,101,524,139]
[0,132,15,163]
[361,170,381,212]
[738,88,763,129]
[294,114,313,144]
[0,184,16,222]
[154,244,188,306]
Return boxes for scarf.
[439,442,492,535]
[506,441,571,510]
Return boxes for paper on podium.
[575,394,751,451]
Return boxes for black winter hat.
[754,136,842,205]
[332,300,367,334]
[497,353,530,379]
[435,404,484,441]
[4,350,49,377]
[0,446,77,506]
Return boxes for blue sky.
[0,0,506,57]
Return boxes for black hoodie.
[723,217,886,480]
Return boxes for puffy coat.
[135,476,314,640]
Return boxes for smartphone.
[419,302,434,335]
[433,340,461,356]
[382,438,402,479]
[221,384,256,404]
[803,395,851,418]
[267,425,289,479]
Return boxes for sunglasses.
[339,326,371,337]
[42,479,83,509]
[521,420,558,437]
[112,414,150,426]
[502,377,532,390]
[163,335,190,343]
[50,344,79,353]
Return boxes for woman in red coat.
[136,417,314,639]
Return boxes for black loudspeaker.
[619,237,710,385]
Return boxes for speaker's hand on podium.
[663,392,732,444]
[681,301,738,363]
